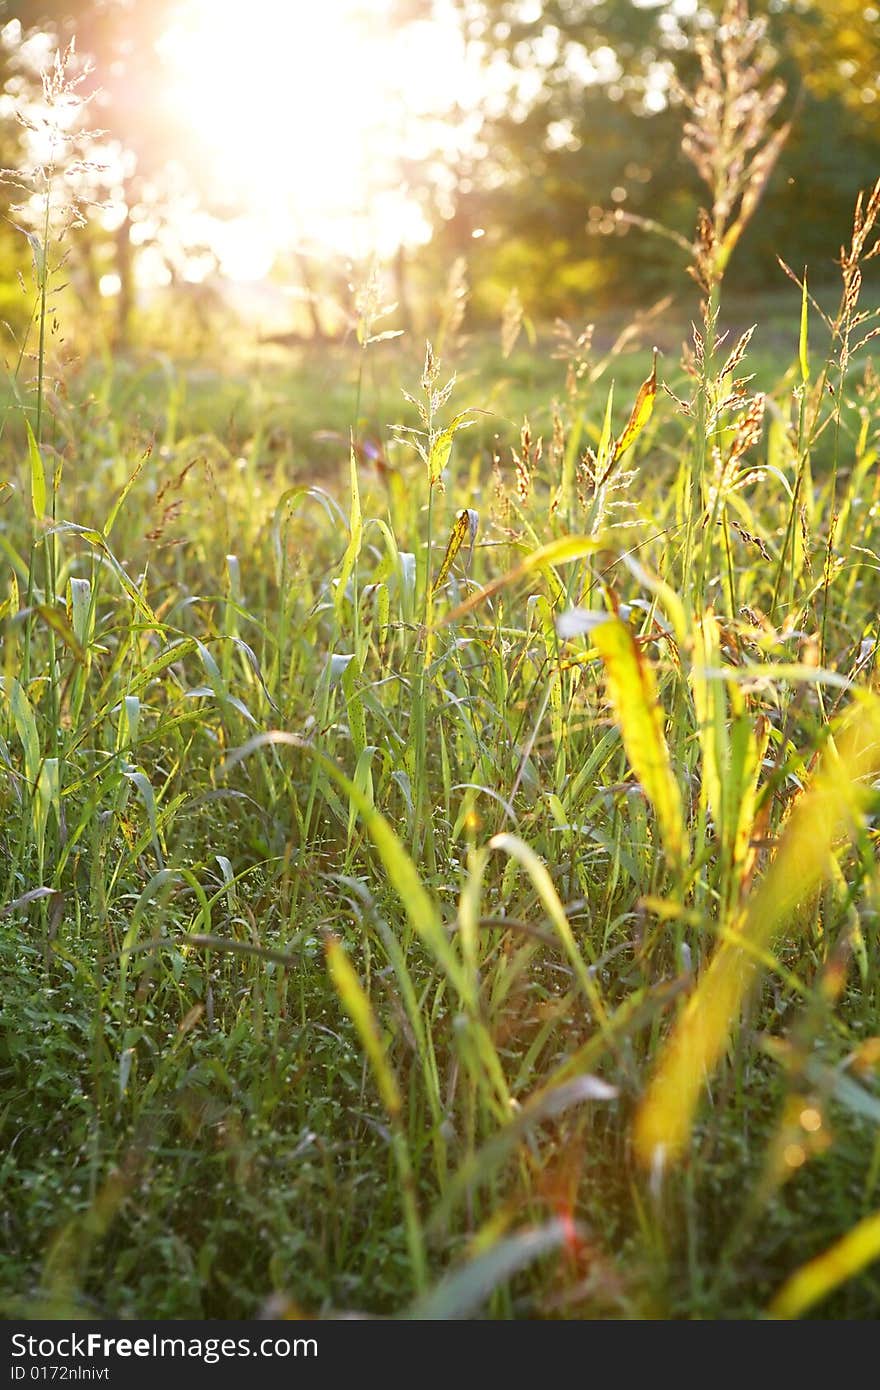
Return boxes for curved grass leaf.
[408,1219,573,1319]
[634,698,880,1167]
[335,443,363,621]
[429,1074,617,1236]
[489,832,610,1032]
[591,615,685,870]
[25,418,46,520]
[768,1210,880,1318]
[599,348,658,485]
[441,534,606,626]
[8,677,41,785]
[34,603,86,664]
[428,411,478,484]
[221,732,466,993]
[325,933,401,1120]
[432,507,479,595]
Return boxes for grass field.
[3,11,880,1313]
[3,230,880,1319]
[13,285,838,483]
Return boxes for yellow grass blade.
[599,349,657,484]
[489,832,610,1033]
[335,442,363,621]
[325,933,427,1292]
[614,348,657,460]
[799,270,810,385]
[690,611,770,879]
[432,507,478,595]
[634,697,880,1167]
[768,1210,880,1318]
[592,614,685,869]
[440,534,605,626]
[595,381,615,478]
[690,610,725,826]
[732,711,770,877]
[25,417,46,520]
[428,410,478,483]
[325,933,402,1120]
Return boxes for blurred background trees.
[1,0,878,347]
[452,0,880,312]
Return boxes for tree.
[780,0,880,121]
[441,0,880,311]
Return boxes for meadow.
[3,17,880,1322]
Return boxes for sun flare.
[159,0,476,272]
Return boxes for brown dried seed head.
[730,519,771,562]
[552,404,565,462]
[721,324,757,379]
[421,340,438,391]
[576,455,593,511]
[844,265,863,315]
[728,392,766,467]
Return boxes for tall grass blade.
[601,348,658,483]
[634,698,880,1166]
[592,614,685,871]
[25,418,46,520]
[325,933,402,1118]
[441,535,605,625]
[489,832,611,1031]
[768,1211,880,1318]
[408,1220,573,1319]
[432,508,478,595]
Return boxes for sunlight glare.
[160,0,475,269]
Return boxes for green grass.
[0,286,816,485]
[2,248,880,1321]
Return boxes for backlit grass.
[2,6,880,1321]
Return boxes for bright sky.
[157,0,490,278]
[5,0,694,294]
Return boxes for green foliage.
[2,0,880,1325]
[448,0,880,308]
[2,239,880,1317]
